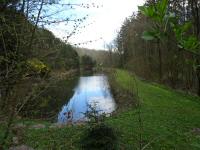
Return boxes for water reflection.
[58,75,116,123]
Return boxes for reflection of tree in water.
[58,75,116,124]
[93,75,110,98]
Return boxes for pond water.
[58,75,116,123]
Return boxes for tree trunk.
[157,40,162,83]
[198,75,200,96]
[28,0,44,51]
[191,0,200,96]
[196,58,200,96]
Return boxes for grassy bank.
[107,69,200,149]
[2,69,200,149]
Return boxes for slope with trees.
[0,0,80,147]
[115,0,200,95]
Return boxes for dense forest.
[115,0,200,95]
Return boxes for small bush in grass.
[81,104,119,150]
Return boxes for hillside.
[0,6,80,126]
[75,47,112,67]
[33,28,79,71]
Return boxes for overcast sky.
[46,0,145,50]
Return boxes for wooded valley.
[0,0,200,149]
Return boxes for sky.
[46,0,145,50]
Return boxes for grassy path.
[108,69,200,149]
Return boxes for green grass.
[22,126,84,150]
[0,120,85,149]
[107,69,200,149]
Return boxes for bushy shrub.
[81,104,119,150]
[27,58,50,78]
[81,123,118,150]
